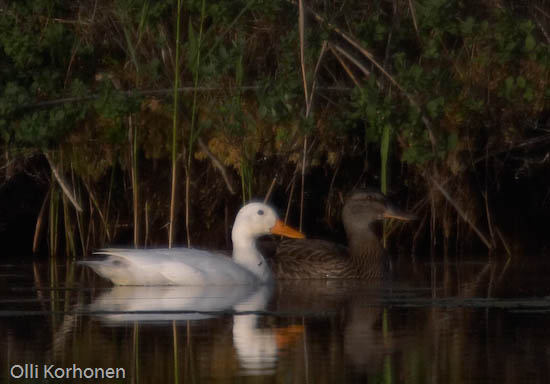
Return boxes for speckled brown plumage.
[269,189,414,280]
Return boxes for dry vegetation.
[0,0,549,258]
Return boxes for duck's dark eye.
[257,209,264,215]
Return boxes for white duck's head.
[232,202,304,247]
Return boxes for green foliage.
[339,0,549,166]
[1,0,549,250]
[0,2,89,147]
[257,77,301,124]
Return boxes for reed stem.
[185,0,207,247]
[381,123,391,247]
[241,164,246,205]
[130,115,140,247]
[33,190,50,254]
[71,166,86,256]
[49,181,59,258]
[299,136,307,231]
[103,161,116,245]
[173,321,179,384]
[62,194,76,259]
[169,0,183,248]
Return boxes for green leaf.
[523,87,534,102]
[258,105,268,118]
[426,97,444,119]
[447,132,458,151]
[460,17,475,35]
[1,129,10,143]
[525,34,536,52]
[504,76,515,97]
[235,54,243,86]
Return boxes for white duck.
[81,202,303,285]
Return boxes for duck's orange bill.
[271,219,305,239]
[275,324,305,349]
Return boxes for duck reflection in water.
[86,282,392,378]
[87,284,303,376]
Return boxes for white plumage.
[81,202,303,285]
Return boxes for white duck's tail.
[79,253,172,286]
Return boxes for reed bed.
[0,0,548,259]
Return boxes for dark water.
[2,258,550,383]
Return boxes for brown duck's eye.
[257,209,264,215]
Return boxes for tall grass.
[380,124,390,195]
[169,0,183,248]
[240,158,253,204]
[380,123,390,247]
[130,117,140,248]
[185,0,207,247]
[72,168,87,256]
[49,182,59,257]
[62,194,76,259]
[122,1,151,248]
[298,0,308,231]
[7,1,542,260]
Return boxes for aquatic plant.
[0,0,548,257]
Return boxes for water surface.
[2,258,550,383]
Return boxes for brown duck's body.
[271,238,388,279]
[270,189,414,280]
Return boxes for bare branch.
[428,174,493,249]
[197,138,237,195]
[44,152,83,212]
[329,45,360,86]
[80,178,111,241]
[33,190,51,253]
[307,41,328,114]
[299,2,438,150]
[535,16,550,44]
[408,0,419,36]
[298,0,309,106]
[264,175,278,203]
[22,86,350,110]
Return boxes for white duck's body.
[81,202,303,286]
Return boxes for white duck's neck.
[232,231,273,283]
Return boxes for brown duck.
[269,189,415,279]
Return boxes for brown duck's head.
[342,189,416,234]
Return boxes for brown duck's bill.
[383,204,417,221]
[271,219,305,238]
